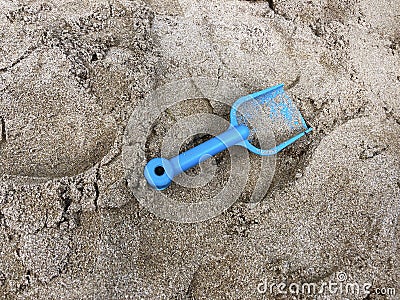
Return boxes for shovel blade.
[230,84,312,156]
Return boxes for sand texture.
[0,0,399,299]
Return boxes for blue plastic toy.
[144,83,312,190]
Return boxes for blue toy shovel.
[144,83,312,190]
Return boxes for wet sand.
[0,0,399,299]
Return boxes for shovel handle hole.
[155,166,165,176]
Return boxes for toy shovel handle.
[144,125,250,190]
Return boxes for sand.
[0,0,399,299]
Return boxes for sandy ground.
[0,0,400,299]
